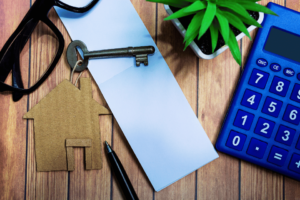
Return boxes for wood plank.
[240,1,285,199]
[154,3,198,200]
[0,0,29,199]
[284,1,300,199]
[197,49,240,200]
[26,7,70,200]
[68,71,112,200]
[111,1,156,199]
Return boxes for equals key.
[274,153,282,160]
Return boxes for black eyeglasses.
[0,0,98,101]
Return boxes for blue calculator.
[216,3,300,181]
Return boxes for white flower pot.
[164,5,264,59]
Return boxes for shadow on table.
[156,21,199,78]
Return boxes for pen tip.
[105,141,112,153]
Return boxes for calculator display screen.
[264,27,300,63]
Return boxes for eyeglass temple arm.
[55,0,99,13]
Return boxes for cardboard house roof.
[23,78,111,171]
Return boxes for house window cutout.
[66,139,92,171]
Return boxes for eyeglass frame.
[0,0,98,95]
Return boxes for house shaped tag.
[23,78,111,171]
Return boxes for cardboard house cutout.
[23,78,111,171]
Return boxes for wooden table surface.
[1,0,300,199]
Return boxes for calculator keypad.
[296,139,300,150]
[241,89,262,110]
[268,146,288,167]
[217,55,300,181]
[274,125,296,146]
[289,154,300,174]
[226,131,247,151]
[290,83,300,103]
[262,97,283,118]
[247,138,268,159]
[269,76,290,97]
[233,110,254,130]
[254,117,275,138]
[248,69,270,89]
[283,104,300,125]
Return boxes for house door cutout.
[66,139,92,171]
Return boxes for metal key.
[67,40,155,72]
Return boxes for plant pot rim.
[164,4,265,59]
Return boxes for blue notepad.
[216,3,300,181]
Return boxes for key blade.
[135,54,149,66]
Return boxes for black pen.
[105,141,139,200]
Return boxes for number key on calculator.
[216,3,300,181]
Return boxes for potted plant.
[147,0,277,65]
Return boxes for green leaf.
[235,12,262,27]
[227,29,242,65]
[165,6,197,20]
[216,1,261,28]
[219,0,260,3]
[183,1,207,13]
[221,10,251,39]
[239,2,278,16]
[198,1,216,39]
[184,11,205,42]
[216,11,229,43]
[184,0,198,3]
[146,0,189,8]
[184,31,198,50]
[216,1,249,17]
[210,21,219,52]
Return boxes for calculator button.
[246,138,267,159]
[283,104,300,125]
[269,76,290,97]
[248,69,270,89]
[283,68,295,77]
[233,110,255,130]
[262,97,283,118]
[241,89,262,110]
[275,125,296,146]
[254,117,275,138]
[267,146,288,167]
[296,138,300,150]
[256,58,268,67]
[226,130,247,151]
[290,84,300,104]
[288,153,300,174]
[270,63,281,72]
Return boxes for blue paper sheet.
[55,0,218,191]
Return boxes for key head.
[67,40,89,72]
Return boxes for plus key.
[289,154,300,174]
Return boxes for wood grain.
[25,6,70,200]
[197,48,241,200]
[0,0,29,199]
[1,0,300,199]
